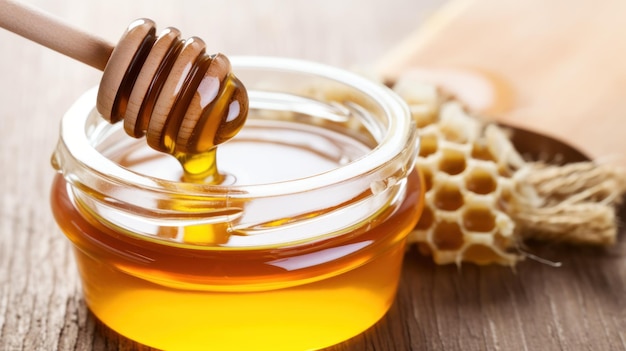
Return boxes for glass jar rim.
[57,56,414,198]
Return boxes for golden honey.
[51,58,422,350]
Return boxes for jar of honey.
[50,57,424,351]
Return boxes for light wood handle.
[0,0,113,70]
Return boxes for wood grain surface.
[1,1,625,351]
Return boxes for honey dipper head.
[96,19,249,156]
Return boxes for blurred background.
[0,0,446,102]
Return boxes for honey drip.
[176,149,221,183]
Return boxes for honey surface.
[51,119,423,350]
[119,119,368,186]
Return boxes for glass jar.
[50,57,423,351]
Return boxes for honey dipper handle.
[0,0,114,70]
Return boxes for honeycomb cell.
[465,168,497,194]
[495,186,514,212]
[419,134,439,157]
[415,205,434,230]
[438,149,466,175]
[433,221,464,250]
[420,167,433,191]
[471,141,495,161]
[494,231,514,250]
[498,165,514,178]
[462,206,496,232]
[414,114,437,128]
[499,186,512,204]
[440,124,467,144]
[433,183,464,211]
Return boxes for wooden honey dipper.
[0,0,248,181]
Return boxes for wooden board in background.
[376,0,626,167]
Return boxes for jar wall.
[51,57,423,350]
[51,170,422,350]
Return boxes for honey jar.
[50,57,424,350]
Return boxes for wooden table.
[1,0,624,350]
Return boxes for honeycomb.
[299,73,624,265]
[392,78,526,266]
